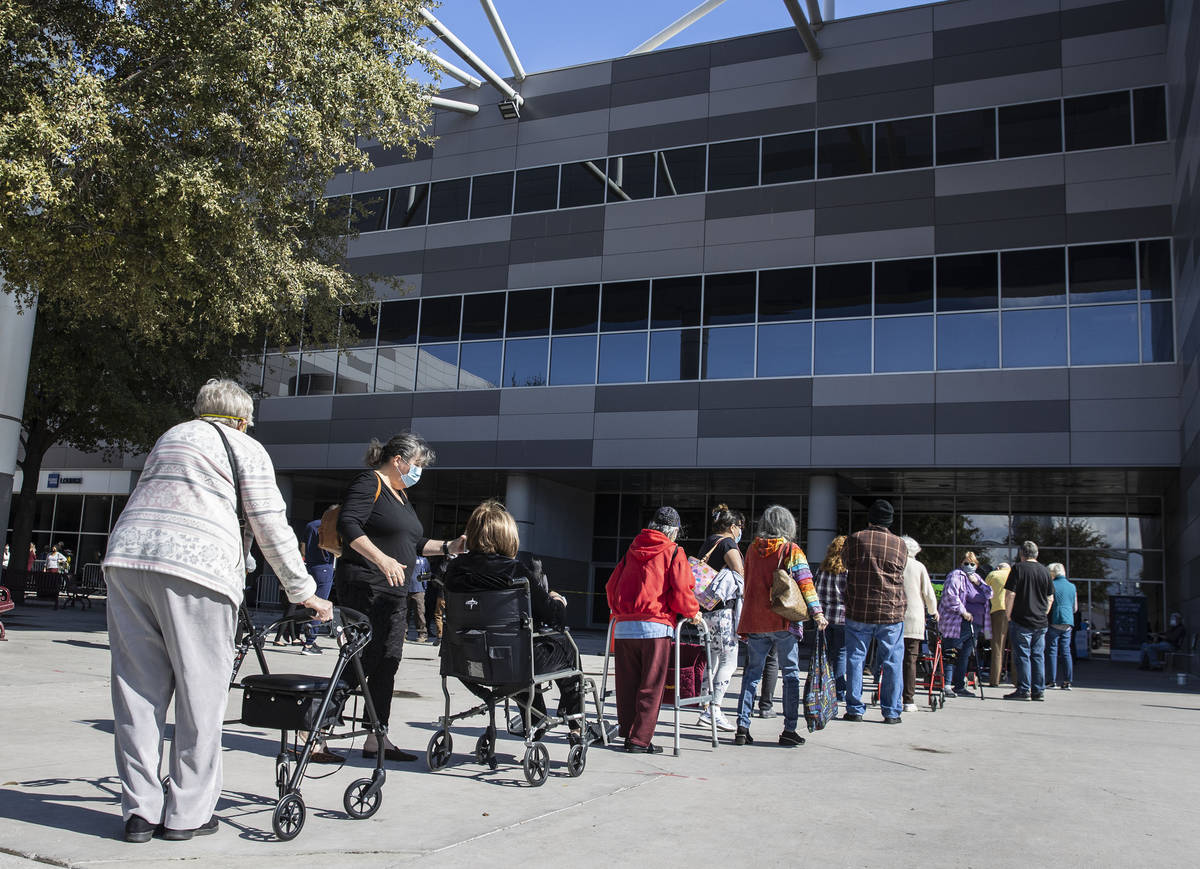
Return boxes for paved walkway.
[0,602,1197,867]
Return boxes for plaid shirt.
[843,526,908,625]
[814,570,846,626]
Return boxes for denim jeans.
[944,620,978,691]
[1009,623,1047,695]
[825,624,847,700]
[1046,626,1073,685]
[1140,640,1174,668]
[737,632,801,731]
[845,619,904,718]
[304,564,335,643]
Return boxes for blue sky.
[423,0,926,82]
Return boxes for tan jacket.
[902,557,938,639]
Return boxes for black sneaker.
[842,712,863,722]
[124,815,158,843]
[1004,690,1031,701]
[756,707,776,719]
[1031,693,1045,701]
[779,730,806,746]
[623,740,662,754]
[734,727,754,745]
[953,687,976,698]
[882,716,902,725]
[161,816,219,841]
[1061,683,1072,691]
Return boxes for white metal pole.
[627,0,729,55]
[479,0,527,82]
[428,95,481,115]
[419,7,523,107]
[805,0,824,29]
[781,0,823,59]
[414,45,483,89]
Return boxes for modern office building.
[12,0,1200,657]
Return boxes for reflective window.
[506,288,551,337]
[1133,86,1168,143]
[53,496,82,534]
[761,131,815,184]
[704,272,756,325]
[1002,247,1065,308]
[707,138,760,190]
[1064,91,1130,151]
[817,124,873,178]
[263,354,298,397]
[416,343,460,391]
[814,319,870,374]
[757,322,812,376]
[815,263,871,319]
[1001,308,1067,368]
[598,332,647,383]
[503,337,548,387]
[419,296,461,343]
[428,177,470,224]
[388,184,429,229]
[656,146,706,196]
[559,160,607,208]
[514,165,559,213]
[1142,302,1174,362]
[553,284,600,334]
[606,153,655,201]
[875,116,933,171]
[1069,304,1139,365]
[937,252,998,312]
[1069,242,1137,303]
[702,326,755,379]
[459,341,502,389]
[873,316,933,372]
[601,280,649,331]
[335,348,376,394]
[469,171,513,219]
[460,292,506,341]
[874,258,933,315]
[651,276,701,328]
[1139,239,1172,300]
[936,108,996,165]
[998,99,1062,158]
[339,304,378,348]
[378,299,419,345]
[350,190,388,233]
[298,351,338,396]
[936,312,998,370]
[325,195,351,230]
[81,496,113,535]
[648,329,700,380]
[550,335,597,385]
[375,345,417,392]
[758,267,812,321]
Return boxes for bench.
[62,564,107,609]
[1167,634,1198,676]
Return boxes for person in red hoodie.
[606,506,700,754]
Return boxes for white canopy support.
[419,7,523,109]
[805,0,824,30]
[479,0,527,82]
[781,0,823,60]
[627,0,729,56]
[584,160,630,202]
[414,45,483,89]
[428,95,480,115]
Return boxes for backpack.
[318,473,381,557]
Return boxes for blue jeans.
[845,619,904,718]
[1046,626,1073,685]
[825,624,847,701]
[1140,640,1174,668]
[304,563,335,643]
[1009,623,1047,695]
[737,632,801,731]
[944,620,978,691]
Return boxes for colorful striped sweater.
[737,537,822,635]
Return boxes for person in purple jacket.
[938,552,990,698]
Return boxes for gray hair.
[901,535,921,557]
[1047,562,1065,578]
[1020,540,1039,560]
[194,378,254,428]
[647,521,679,541]
[365,432,436,468]
[757,505,797,541]
[998,562,1011,571]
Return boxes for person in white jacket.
[900,536,938,713]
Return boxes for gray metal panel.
[429,149,517,180]
[426,219,511,249]
[500,385,596,414]
[818,60,933,101]
[811,403,934,436]
[818,33,933,75]
[705,211,815,246]
[515,135,611,169]
[609,94,709,131]
[1061,24,1167,67]
[812,372,934,405]
[603,220,705,255]
[699,378,813,408]
[1070,431,1179,465]
[1060,0,1165,39]
[497,439,594,468]
[593,410,698,439]
[935,215,1065,253]
[936,185,1064,224]
[329,419,412,444]
[510,232,605,264]
[594,382,700,412]
[816,198,934,236]
[696,436,811,467]
[258,396,334,423]
[518,85,612,122]
[1070,397,1178,431]
[593,437,699,467]
[710,54,814,91]
[1065,206,1172,243]
[1065,175,1173,214]
[605,194,707,229]
[815,227,935,263]
[497,413,596,440]
[706,237,817,272]
[508,256,603,289]
[421,266,510,295]
[331,393,414,420]
[935,156,1064,197]
[936,368,1069,402]
[933,41,1060,87]
[815,171,934,208]
[816,88,933,128]
[349,160,432,190]
[512,207,605,239]
[935,432,1070,465]
[264,444,331,470]
[1060,53,1167,94]
[1068,365,1179,399]
[1064,142,1172,184]
[611,43,710,82]
[936,400,1069,434]
[933,11,1059,56]
[602,248,705,281]
[811,434,936,466]
[251,420,333,445]
[934,68,1061,112]
[697,406,811,437]
[326,443,368,468]
[431,441,500,467]
[520,61,613,96]
[423,241,510,273]
[821,6,932,48]
[706,104,817,141]
[516,110,611,145]
[347,228,429,258]
[932,0,1058,30]
[708,79,817,118]
[607,119,710,154]
[611,69,710,108]
[345,251,425,278]
[709,28,808,66]
[706,184,815,220]
[409,415,499,442]
[411,390,502,417]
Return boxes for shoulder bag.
[319,473,381,557]
[688,539,727,611]
[769,542,809,622]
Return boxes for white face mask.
[400,463,422,488]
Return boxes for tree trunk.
[9,417,54,605]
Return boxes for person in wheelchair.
[443,500,583,740]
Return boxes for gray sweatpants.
[105,566,236,829]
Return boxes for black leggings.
[514,634,583,723]
[336,580,407,726]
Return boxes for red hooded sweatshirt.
[606,529,700,628]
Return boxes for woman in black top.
[336,432,466,761]
[697,504,746,732]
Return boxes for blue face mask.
[963,563,976,574]
[733,530,742,544]
[401,464,422,489]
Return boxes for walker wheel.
[426,731,452,771]
[343,778,382,820]
[566,743,587,777]
[274,760,290,798]
[522,743,549,787]
[474,730,495,765]
[272,793,305,841]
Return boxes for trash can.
[1075,620,1090,660]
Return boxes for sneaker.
[713,710,737,732]
[1004,690,1031,701]
[299,644,321,655]
[779,730,806,746]
[941,689,955,699]
[417,634,428,643]
[882,716,902,725]
[1061,682,1072,691]
[1031,693,1045,701]
[124,815,159,843]
[623,740,663,754]
[902,703,919,713]
[697,710,712,728]
[842,712,863,722]
[953,687,976,698]
[161,816,219,841]
[734,727,754,746]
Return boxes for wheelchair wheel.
[426,730,452,771]
[522,743,549,787]
[474,729,496,766]
[275,759,290,798]
[272,793,305,841]
[566,743,587,777]
[343,778,382,820]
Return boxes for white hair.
[1047,562,1066,578]
[758,505,797,541]
[194,378,254,428]
[901,535,921,557]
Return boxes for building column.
[0,284,37,540]
[807,474,838,565]
[275,474,294,520]
[505,472,535,553]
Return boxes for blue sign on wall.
[47,473,59,489]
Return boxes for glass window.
[817,124,873,178]
[559,160,607,208]
[1142,302,1174,362]
[648,329,700,380]
[598,332,647,383]
[1133,86,1168,143]
[814,319,870,374]
[81,496,113,535]
[761,131,815,184]
[324,195,351,231]
[350,190,388,233]
[1129,512,1164,550]
[758,267,812,321]
[702,325,755,379]
[936,312,998,370]
[32,494,55,531]
[419,296,461,343]
[937,252,998,312]
[52,495,83,534]
[601,280,649,331]
[416,343,460,391]
[1064,91,1130,151]
[262,354,299,397]
[656,146,706,196]
[388,184,429,229]
[504,337,549,387]
[1069,304,1139,365]
[469,171,513,219]
[378,299,419,345]
[375,345,417,392]
[935,108,996,165]
[339,304,378,348]
[1001,308,1067,367]
[460,292,506,340]
[298,350,338,395]
[1139,239,1172,300]
[1069,242,1137,303]
[606,153,655,201]
[459,341,502,389]
[651,276,701,328]
[553,284,599,334]
[428,177,470,224]
[874,116,933,171]
[550,335,597,385]
[874,258,933,315]
[514,165,560,213]
[873,316,933,373]
[704,272,756,325]
[506,288,551,337]
[998,99,1062,158]
[1002,247,1065,308]
[335,347,376,394]
[815,262,871,319]
[757,322,812,376]
[707,138,760,190]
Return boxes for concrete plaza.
[0,602,1196,868]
